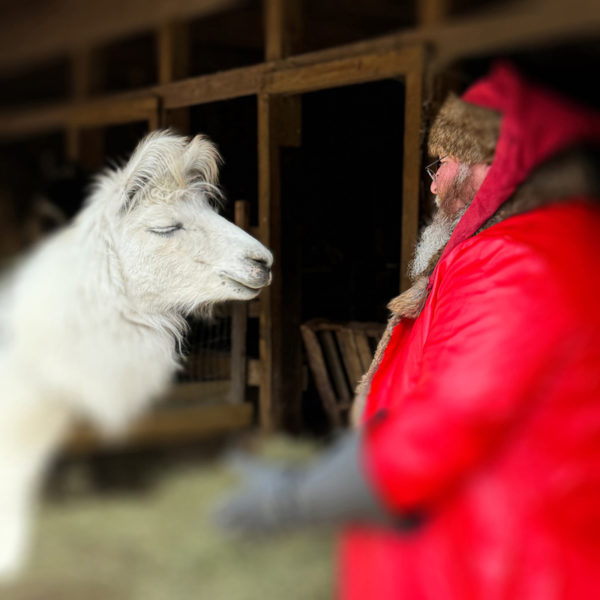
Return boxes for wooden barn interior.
[0,0,598,440]
[0,0,598,596]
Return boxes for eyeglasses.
[425,157,446,181]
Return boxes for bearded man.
[214,63,600,600]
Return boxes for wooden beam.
[0,0,596,78]
[0,94,158,140]
[0,0,243,73]
[427,0,600,71]
[66,402,253,453]
[3,0,599,140]
[71,96,159,127]
[401,48,424,292]
[161,64,268,110]
[264,46,423,95]
[0,104,70,140]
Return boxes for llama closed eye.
[148,224,184,236]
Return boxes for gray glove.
[213,431,423,535]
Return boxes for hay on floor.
[2,436,334,600]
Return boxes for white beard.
[409,206,465,279]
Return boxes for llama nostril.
[248,256,272,270]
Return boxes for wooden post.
[263,0,303,61]
[400,49,424,292]
[418,0,449,27]
[257,93,302,431]
[66,47,105,169]
[230,200,251,405]
[157,21,190,132]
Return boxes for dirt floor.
[1,436,334,600]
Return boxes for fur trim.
[428,94,501,164]
[349,278,429,424]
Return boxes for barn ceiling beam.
[1,0,598,140]
[0,0,242,73]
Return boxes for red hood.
[438,62,600,264]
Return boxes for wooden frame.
[255,45,423,429]
[300,319,385,427]
[1,0,595,435]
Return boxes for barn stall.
[0,0,597,597]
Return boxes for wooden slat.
[353,330,374,373]
[300,320,384,426]
[400,46,424,291]
[300,324,342,427]
[230,200,250,404]
[335,328,365,390]
[320,330,352,402]
[257,93,281,431]
[66,402,253,453]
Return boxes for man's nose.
[430,179,438,194]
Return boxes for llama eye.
[148,223,184,236]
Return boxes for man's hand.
[212,432,423,537]
[213,452,305,534]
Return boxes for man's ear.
[471,162,491,189]
[121,130,187,212]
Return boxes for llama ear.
[184,135,222,186]
[121,130,187,212]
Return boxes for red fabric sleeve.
[363,235,567,512]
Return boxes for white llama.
[0,130,273,577]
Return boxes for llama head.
[93,130,273,315]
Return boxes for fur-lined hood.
[433,62,600,267]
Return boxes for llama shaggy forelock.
[0,130,272,578]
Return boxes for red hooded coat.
[340,65,600,599]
